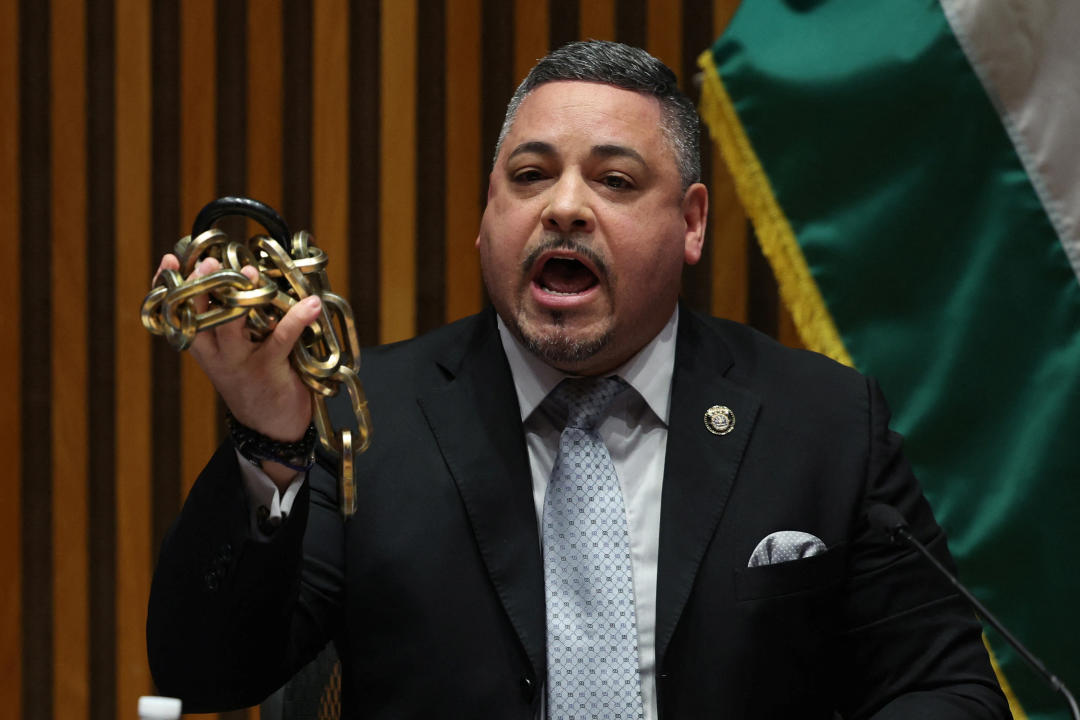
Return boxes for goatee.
[510,309,613,367]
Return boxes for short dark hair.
[494,40,701,190]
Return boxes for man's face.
[477,80,707,375]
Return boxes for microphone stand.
[874,505,1079,720]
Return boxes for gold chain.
[141,211,371,517]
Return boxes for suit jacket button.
[204,569,219,591]
[520,675,535,702]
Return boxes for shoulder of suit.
[358,309,495,380]
[684,308,867,398]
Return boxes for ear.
[476,174,496,250]
[681,182,708,265]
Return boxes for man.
[147,41,1008,718]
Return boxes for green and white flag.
[699,1,1080,718]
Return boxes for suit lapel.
[655,311,761,663]
[416,312,547,681]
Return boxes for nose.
[540,174,595,234]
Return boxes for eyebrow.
[591,144,646,167]
[507,141,555,161]
[506,141,646,167]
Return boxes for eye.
[512,168,546,183]
[600,174,634,190]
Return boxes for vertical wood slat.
[314,0,349,297]
[150,0,183,599]
[710,0,749,325]
[481,0,514,194]
[216,0,247,207]
[646,0,682,78]
[514,0,547,84]
[0,0,20,716]
[246,0,283,266]
[51,1,90,718]
[445,0,483,322]
[579,0,615,41]
[616,0,647,48]
[114,0,154,713]
[347,0,379,345]
[378,0,417,344]
[678,0,713,311]
[20,0,54,717]
[283,0,314,231]
[180,0,218,499]
[709,153,748,323]
[548,0,578,50]
[248,0,283,217]
[86,2,117,718]
[414,0,446,334]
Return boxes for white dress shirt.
[241,307,678,720]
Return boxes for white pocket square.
[748,530,827,568]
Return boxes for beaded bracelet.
[225,410,317,472]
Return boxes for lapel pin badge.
[704,405,735,436]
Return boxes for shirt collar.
[497,306,678,426]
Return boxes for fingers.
[152,253,319,439]
[152,253,180,285]
[260,295,322,363]
[186,257,227,359]
[160,252,319,380]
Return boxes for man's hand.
[154,253,322,486]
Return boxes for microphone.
[867,503,1079,720]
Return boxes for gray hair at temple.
[494,40,702,191]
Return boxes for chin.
[513,310,614,370]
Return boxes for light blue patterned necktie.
[543,376,644,720]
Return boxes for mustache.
[520,234,610,278]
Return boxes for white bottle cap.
[138,696,182,720]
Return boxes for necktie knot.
[550,376,628,431]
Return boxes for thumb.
[264,295,322,361]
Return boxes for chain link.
[141,203,371,517]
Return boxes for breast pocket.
[734,543,847,602]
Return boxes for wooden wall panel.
[415,0,447,334]
[248,1,284,244]
[646,0,682,77]
[580,0,615,41]
[445,0,483,322]
[514,0,548,85]
[149,0,181,608]
[20,1,54,718]
[114,0,153,713]
[548,0,578,50]
[379,0,417,343]
[346,1,380,346]
[86,2,117,717]
[314,0,350,298]
[5,2,816,718]
[1,2,21,717]
[51,2,90,719]
[180,0,219,500]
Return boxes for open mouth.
[535,256,599,295]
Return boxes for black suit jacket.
[147,307,1008,718]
